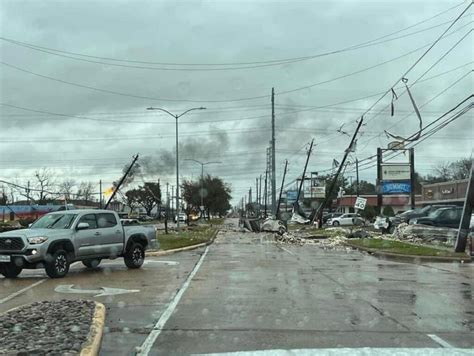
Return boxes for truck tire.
[82,259,102,269]
[45,249,70,278]
[124,243,145,269]
[332,221,340,226]
[0,263,23,278]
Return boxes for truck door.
[96,213,123,257]
[74,214,100,257]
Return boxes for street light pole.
[147,106,206,231]
[184,159,221,220]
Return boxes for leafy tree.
[345,180,376,195]
[182,175,232,218]
[382,205,395,217]
[126,182,162,216]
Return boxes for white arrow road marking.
[55,284,140,297]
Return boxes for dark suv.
[396,204,458,224]
[414,207,463,229]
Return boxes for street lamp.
[185,159,221,219]
[146,106,206,230]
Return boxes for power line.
[1,20,471,105]
[0,2,466,68]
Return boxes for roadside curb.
[146,228,219,257]
[345,242,472,263]
[80,302,106,356]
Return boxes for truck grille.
[0,237,25,251]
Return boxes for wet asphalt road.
[1,218,473,355]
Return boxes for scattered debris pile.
[274,231,305,245]
[391,223,458,246]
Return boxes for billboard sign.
[381,164,410,180]
[381,181,411,194]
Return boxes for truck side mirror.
[77,222,90,230]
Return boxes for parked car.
[0,209,158,279]
[174,213,187,223]
[323,212,342,224]
[413,207,463,229]
[327,213,366,226]
[397,205,457,224]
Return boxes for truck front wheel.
[124,243,145,269]
[0,263,23,278]
[45,249,70,278]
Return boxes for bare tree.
[59,179,77,200]
[434,162,452,181]
[77,182,95,203]
[33,168,56,204]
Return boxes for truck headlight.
[28,236,48,244]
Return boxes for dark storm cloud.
[0,0,472,203]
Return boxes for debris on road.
[262,218,286,234]
[275,231,305,245]
[0,299,95,355]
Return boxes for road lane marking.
[137,246,210,356]
[194,348,473,355]
[277,246,295,255]
[0,279,46,305]
[427,334,454,348]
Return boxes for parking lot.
[1,219,473,355]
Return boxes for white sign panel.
[381,164,410,180]
[354,197,367,210]
[311,186,326,198]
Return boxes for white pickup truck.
[0,209,158,278]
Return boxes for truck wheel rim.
[132,247,143,264]
[55,255,67,273]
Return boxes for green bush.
[360,205,376,221]
[382,206,395,217]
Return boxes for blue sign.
[381,181,411,194]
[286,190,298,202]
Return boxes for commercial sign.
[381,164,410,180]
[354,197,367,210]
[286,190,298,202]
[381,181,411,194]
[311,186,326,198]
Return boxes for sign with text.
[381,181,411,194]
[311,186,326,198]
[381,164,410,180]
[354,197,367,210]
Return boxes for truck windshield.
[30,214,77,229]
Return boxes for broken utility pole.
[454,160,473,253]
[276,160,288,219]
[295,139,314,206]
[313,118,364,227]
[104,154,139,210]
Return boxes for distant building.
[419,179,468,206]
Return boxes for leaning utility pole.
[271,87,276,217]
[355,158,360,197]
[104,154,139,210]
[314,118,364,227]
[454,160,473,253]
[295,139,314,205]
[276,160,288,219]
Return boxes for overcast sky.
[0,0,472,205]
